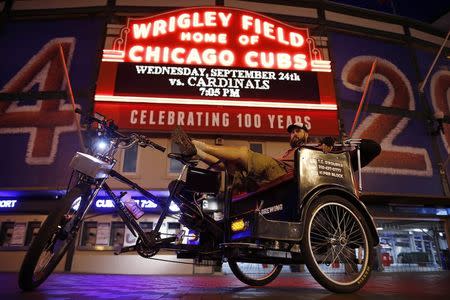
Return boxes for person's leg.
[195,147,223,168]
[192,140,250,170]
[171,126,250,170]
[233,151,288,194]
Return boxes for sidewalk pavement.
[1,271,449,299]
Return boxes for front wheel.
[228,260,282,286]
[18,183,91,291]
[301,195,374,293]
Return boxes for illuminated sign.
[96,7,338,136]
[108,7,328,72]
[93,198,179,212]
[95,199,157,209]
[94,102,339,136]
[113,64,321,102]
[0,199,17,208]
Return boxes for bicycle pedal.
[114,245,136,255]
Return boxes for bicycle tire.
[301,195,374,293]
[228,260,282,286]
[18,183,91,291]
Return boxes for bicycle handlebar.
[75,109,166,153]
[145,138,166,152]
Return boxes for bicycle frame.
[77,172,171,251]
[66,110,184,252]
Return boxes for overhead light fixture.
[428,111,444,136]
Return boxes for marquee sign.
[95,7,338,136]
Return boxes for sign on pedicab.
[95,7,338,136]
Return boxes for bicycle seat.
[167,153,199,167]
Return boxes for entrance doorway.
[374,219,448,272]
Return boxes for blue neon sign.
[0,199,18,209]
[93,198,180,212]
[94,199,158,209]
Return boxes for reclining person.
[172,123,381,195]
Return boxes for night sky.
[330,0,450,24]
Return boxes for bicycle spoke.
[312,212,334,236]
[307,201,370,287]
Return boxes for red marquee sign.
[107,7,330,72]
[95,7,338,136]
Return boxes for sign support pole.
[419,30,450,93]
[349,59,377,138]
[59,44,86,152]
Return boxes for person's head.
[287,123,309,148]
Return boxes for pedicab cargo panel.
[229,171,299,241]
[296,147,357,201]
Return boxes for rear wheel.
[18,183,91,291]
[228,260,282,286]
[301,195,374,293]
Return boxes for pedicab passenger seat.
[230,146,328,213]
[229,166,301,242]
[232,170,295,202]
[228,146,356,242]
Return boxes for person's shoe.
[171,126,197,157]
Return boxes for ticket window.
[80,222,97,247]
[25,221,42,246]
[110,222,125,248]
[120,222,153,248]
[0,222,14,247]
[95,222,112,246]
[140,222,153,234]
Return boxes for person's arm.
[319,136,335,153]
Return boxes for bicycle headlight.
[96,140,108,151]
[93,138,111,155]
